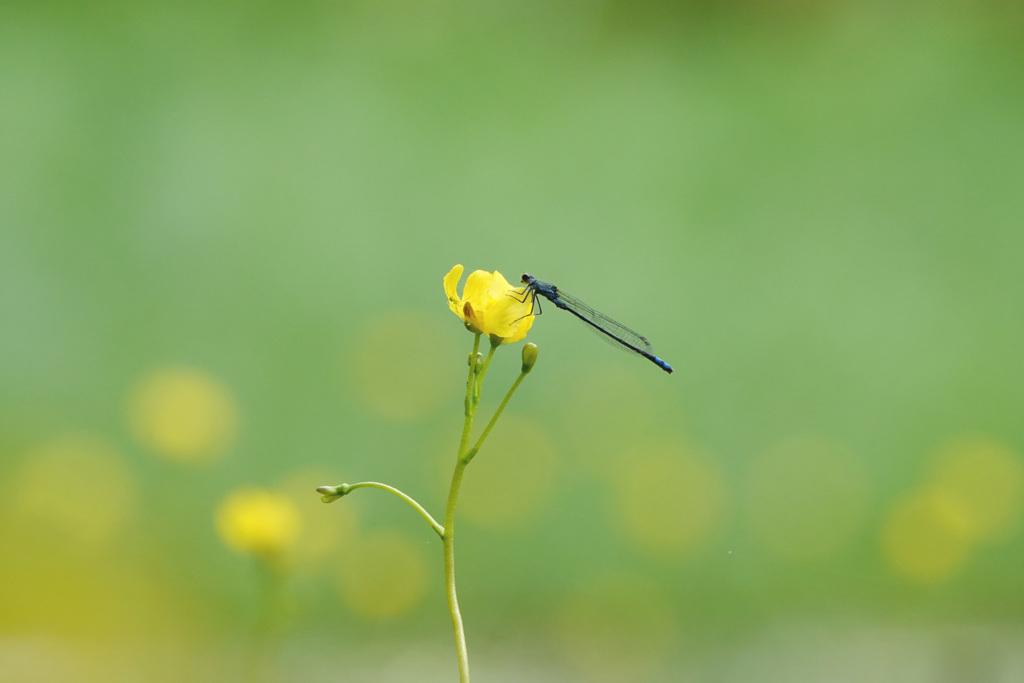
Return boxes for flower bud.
[521,342,539,374]
[316,483,351,503]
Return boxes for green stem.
[444,333,480,683]
[463,370,527,465]
[473,341,498,406]
[444,459,470,682]
[339,482,443,537]
[248,558,284,683]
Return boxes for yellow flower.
[216,488,301,558]
[443,265,534,344]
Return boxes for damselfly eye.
[521,273,532,283]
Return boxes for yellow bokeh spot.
[455,415,556,530]
[929,436,1024,542]
[552,574,677,681]
[614,439,726,554]
[351,310,449,420]
[880,487,973,583]
[11,435,137,549]
[215,488,301,558]
[336,530,428,619]
[128,366,238,463]
[746,436,869,562]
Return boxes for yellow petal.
[482,270,534,342]
[462,269,494,305]
[504,312,534,343]
[444,265,464,316]
[443,264,463,300]
[485,269,514,300]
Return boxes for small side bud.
[316,483,351,503]
[521,342,539,374]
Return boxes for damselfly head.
[521,273,533,284]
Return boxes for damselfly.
[516,273,674,374]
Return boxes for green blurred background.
[2,1,1024,681]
